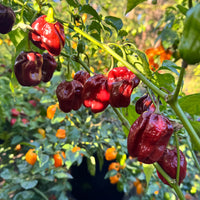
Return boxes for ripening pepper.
[73,70,90,85]
[56,80,83,113]
[135,94,156,114]
[41,53,57,82]
[178,3,200,64]
[157,147,187,186]
[14,51,43,86]
[0,4,15,34]
[127,111,173,164]
[29,15,65,56]
[82,74,110,113]
[107,67,140,107]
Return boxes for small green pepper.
[178,3,200,64]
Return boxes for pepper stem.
[45,7,55,23]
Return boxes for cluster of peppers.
[56,66,140,113]
[128,94,187,186]
[14,51,57,86]
[13,15,65,86]
[2,5,188,188]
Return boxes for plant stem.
[33,188,48,200]
[112,107,131,130]
[169,101,200,151]
[174,132,180,184]
[186,135,200,173]
[154,163,186,200]
[68,25,167,100]
[171,61,186,102]
[71,55,92,74]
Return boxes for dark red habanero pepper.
[107,67,140,107]
[29,15,65,56]
[127,111,173,164]
[135,94,156,114]
[41,53,57,82]
[82,74,110,113]
[0,4,15,34]
[73,70,90,85]
[157,147,187,186]
[56,80,83,113]
[14,51,43,86]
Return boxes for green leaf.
[146,183,160,195]
[176,4,188,15]
[20,180,38,189]
[87,156,96,176]
[66,0,80,7]
[38,154,49,167]
[80,5,101,21]
[104,16,123,32]
[104,170,117,179]
[160,60,181,76]
[126,0,146,14]
[190,121,200,138]
[179,93,200,116]
[13,191,35,200]
[11,135,23,145]
[97,148,104,171]
[51,112,66,124]
[58,191,69,200]
[8,28,27,48]
[54,172,73,179]
[154,72,175,92]
[0,169,13,179]
[143,164,154,187]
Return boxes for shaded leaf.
[87,156,96,176]
[13,191,35,200]
[66,0,80,7]
[104,16,123,32]
[20,180,38,189]
[160,60,181,76]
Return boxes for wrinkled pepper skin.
[108,67,140,107]
[127,111,173,164]
[14,51,43,86]
[178,3,200,64]
[41,53,57,82]
[74,70,90,85]
[82,74,110,113]
[29,15,65,56]
[157,147,187,186]
[56,80,83,113]
[0,4,15,34]
[135,94,155,114]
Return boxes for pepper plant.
[0,0,200,200]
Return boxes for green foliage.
[0,0,200,200]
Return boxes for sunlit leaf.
[179,93,200,116]
[126,0,146,14]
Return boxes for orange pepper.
[105,147,117,161]
[56,129,66,139]
[25,149,37,165]
[53,151,66,168]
